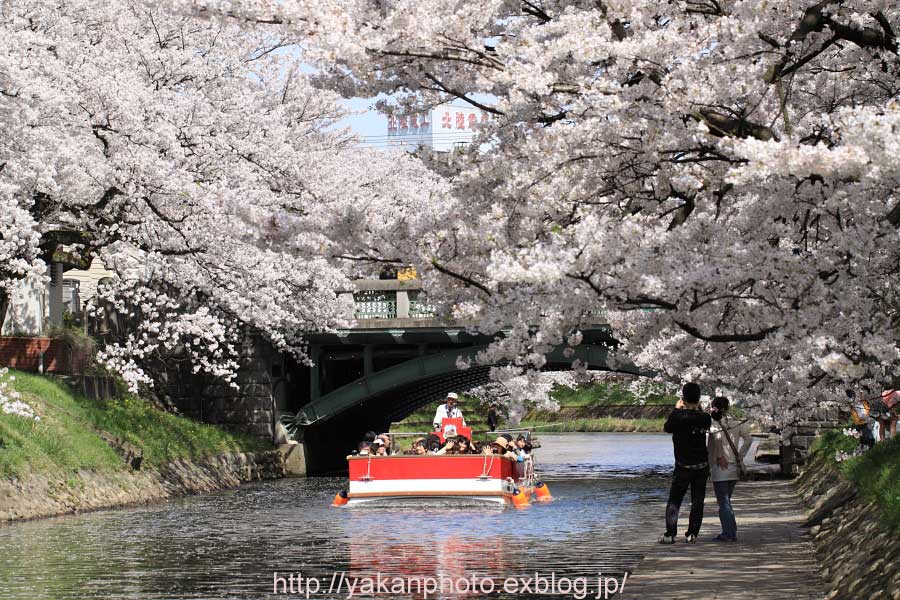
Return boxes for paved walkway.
[621,479,826,599]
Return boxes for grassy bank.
[391,381,672,434]
[0,370,269,480]
[812,428,900,530]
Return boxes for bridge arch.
[298,342,647,474]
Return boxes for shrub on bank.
[548,382,675,407]
[0,370,269,479]
[812,428,900,531]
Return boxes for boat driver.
[433,392,466,430]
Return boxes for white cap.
[446,392,459,399]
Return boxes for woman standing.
[879,389,899,440]
[707,397,753,542]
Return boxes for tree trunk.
[0,287,8,335]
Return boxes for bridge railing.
[339,279,437,323]
[339,278,608,328]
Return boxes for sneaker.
[657,534,676,544]
[685,534,698,543]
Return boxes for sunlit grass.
[0,370,269,479]
[813,428,900,531]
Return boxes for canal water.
[0,433,673,600]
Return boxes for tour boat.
[332,420,552,508]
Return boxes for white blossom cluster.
[835,448,865,463]
[841,427,862,440]
[0,0,441,390]
[0,368,38,421]
[162,0,900,429]
[6,0,900,432]
[0,183,44,299]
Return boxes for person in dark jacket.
[659,382,712,544]
[487,403,501,432]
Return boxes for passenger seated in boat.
[357,441,372,456]
[433,438,456,455]
[491,436,517,460]
[454,436,472,454]
[424,433,443,454]
[513,435,531,462]
[433,425,458,455]
[405,438,427,455]
[477,441,492,455]
[376,434,393,455]
[372,438,387,456]
[515,435,532,454]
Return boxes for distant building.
[2,258,115,336]
[386,101,491,152]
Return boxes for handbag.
[721,422,751,481]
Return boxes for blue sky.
[340,97,386,140]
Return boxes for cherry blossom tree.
[0,368,38,421]
[0,185,42,334]
[0,0,437,391]
[160,0,900,428]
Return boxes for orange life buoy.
[533,481,553,502]
[511,487,530,509]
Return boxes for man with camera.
[659,382,712,544]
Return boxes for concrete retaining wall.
[795,453,900,599]
[163,333,280,438]
[0,450,284,524]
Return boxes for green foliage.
[813,427,900,531]
[547,381,676,407]
[0,370,269,479]
[45,323,98,374]
[811,427,861,457]
[391,381,672,433]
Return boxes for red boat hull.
[344,455,529,506]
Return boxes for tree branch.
[422,72,504,115]
[886,200,900,228]
[694,109,779,142]
[430,259,492,296]
[377,48,504,71]
[674,320,779,342]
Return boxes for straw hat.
[493,436,509,449]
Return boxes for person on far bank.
[707,396,753,542]
[659,382,712,544]
[487,403,501,432]
[433,392,465,430]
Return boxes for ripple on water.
[0,433,674,599]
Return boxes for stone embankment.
[795,453,900,600]
[0,450,284,523]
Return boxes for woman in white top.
[707,396,753,542]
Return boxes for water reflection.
[0,433,672,600]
